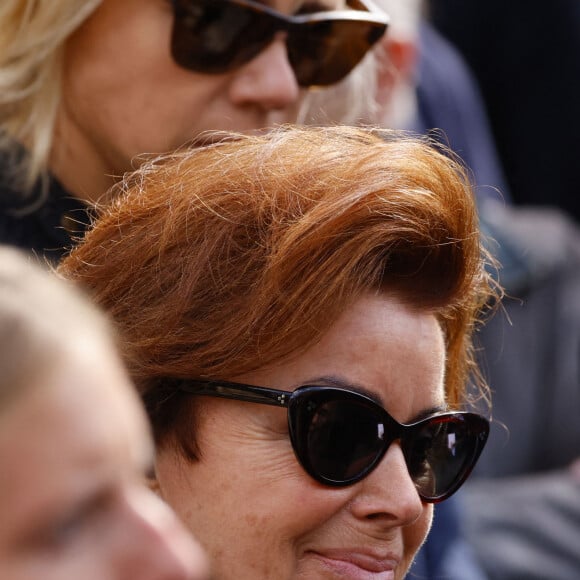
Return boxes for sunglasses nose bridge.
[254,12,296,68]
[351,413,406,480]
[266,8,293,36]
[386,422,425,478]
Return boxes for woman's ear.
[383,37,418,86]
[375,35,418,99]
[374,36,419,127]
[146,465,163,496]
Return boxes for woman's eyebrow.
[298,375,385,405]
[299,374,449,421]
[409,404,449,423]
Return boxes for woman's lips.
[308,550,399,579]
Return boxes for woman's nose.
[120,487,210,580]
[228,37,301,111]
[350,443,426,528]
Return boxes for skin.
[0,339,209,580]
[52,0,341,201]
[155,293,447,579]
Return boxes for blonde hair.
[0,0,101,193]
[59,125,496,446]
[0,245,112,412]
[298,52,381,126]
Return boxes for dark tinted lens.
[287,19,386,86]
[172,0,279,73]
[290,388,488,500]
[290,390,388,484]
[403,415,488,501]
[172,0,386,86]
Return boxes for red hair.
[59,126,496,443]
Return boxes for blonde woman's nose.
[228,36,301,110]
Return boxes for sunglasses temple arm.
[174,379,291,408]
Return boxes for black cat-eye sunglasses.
[170,378,489,503]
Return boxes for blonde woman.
[0,246,209,579]
[0,0,388,260]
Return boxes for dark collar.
[0,153,93,262]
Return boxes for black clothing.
[0,161,91,263]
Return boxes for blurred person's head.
[60,125,494,579]
[369,0,422,127]
[0,0,387,202]
[299,0,421,127]
[0,246,209,580]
